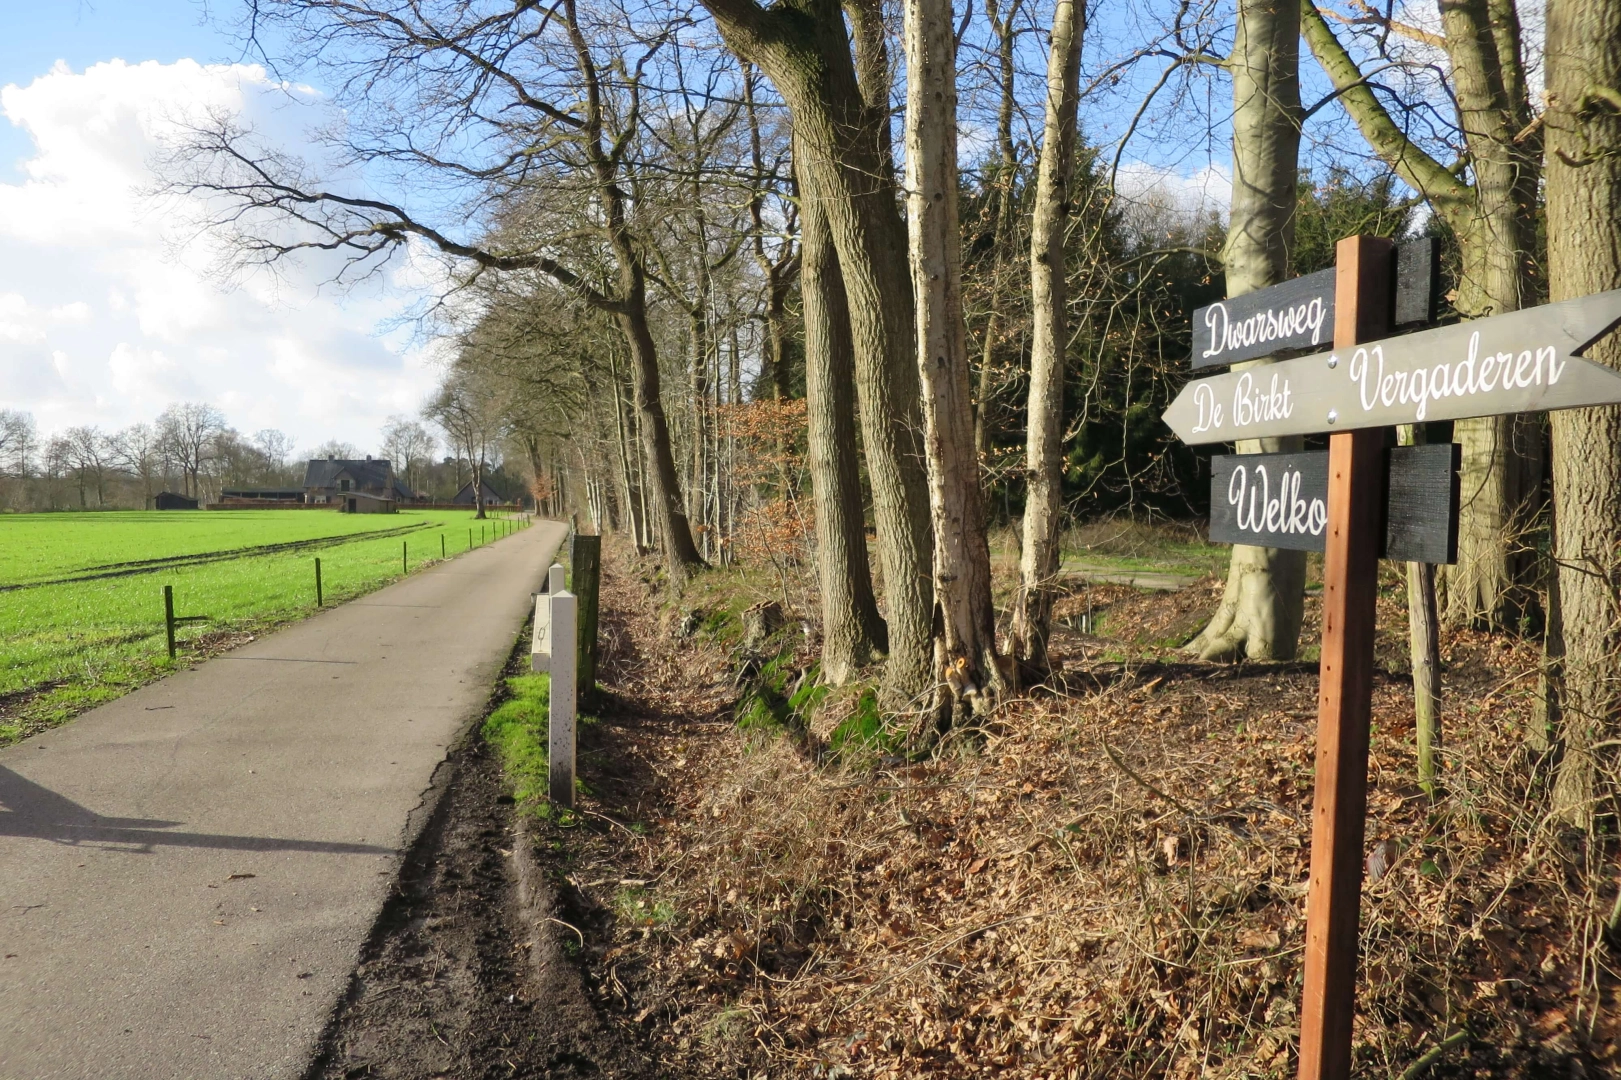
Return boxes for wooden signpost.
[1164,236,1621,1080]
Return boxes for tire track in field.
[0,519,469,593]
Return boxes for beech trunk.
[1188,0,1307,661]
[905,0,1004,717]
[1544,0,1621,826]
[703,0,936,706]
[801,155,888,681]
[1009,0,1085,677]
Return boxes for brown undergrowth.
[531,537,1619,1079]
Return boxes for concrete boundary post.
[548,578,577,810]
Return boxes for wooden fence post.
[163,585,176,659]
[548,582,577,810]
[1297,235,1394,1080]
[570,533,601,697]
[402,540,408,574]
[315,558,323,608]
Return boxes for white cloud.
[0,59,444,450]
[1113,161,1232,234]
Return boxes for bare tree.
[904,0,1006,719]
[1187,0,1308,661]
[379,417,436,497]
[1006,0,1086,679]
[425,370,506,519]
[112,423,162,507]
[1301,0,1543,629]
[702,0,937,707]
[156,402,226,500]
[173,0,705,576]
[0,410,37,479]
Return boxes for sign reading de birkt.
[1165,290,1621,444]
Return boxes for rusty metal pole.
[1297,235,1394,1080]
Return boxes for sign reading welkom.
[1209,444,1460,563]
[1167,290,1621,443]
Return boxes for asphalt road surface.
[0,518,567,1079]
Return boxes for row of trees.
[181,0,1621,816]
[0,403,292,510]
[0,403,522,510]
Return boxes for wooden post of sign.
[1297,235,1393,1080]
[570,533,601,698]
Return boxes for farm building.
[302,458,416,505]
[220,488,304,503]
[451,479,511,507]
[153,491,198,510]
[339,492,395,514]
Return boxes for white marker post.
[531,564,566,672]
[546,564,577,810]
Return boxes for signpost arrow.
[1166,289,1621,443]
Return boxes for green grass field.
[0,508,523,744]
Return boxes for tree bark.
[973,0,1022,463]
[801,153,889,682]
[1300,0,1541,630]
[621,297,706,570]
[1188,0,1308,662]
[1544,0,1621,826]
[1008,0,1085,678]
[703,0,936,706]
[906,0,1005,718]
[565,0,704,578]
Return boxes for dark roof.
[452,479,511,504]
[303,458,394,491]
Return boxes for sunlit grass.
[0,508,522,743]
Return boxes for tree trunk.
[609,346,648,550]
[801,150,888,682]
[1188,0,1307,662]
[1544,0,1621,827]
[973,0,1022,464]
[621,294,706,573]
[1009,0,1085,679]
[1445,229,1542,629]
[906,0,1004,718]
[704,0,936,707]
[1300,0,1541,631]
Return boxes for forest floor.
[355,528,1620,1079]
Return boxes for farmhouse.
[452,479,512,507]
[302,458,416,506]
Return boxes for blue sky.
[0,1,239,178]
[0,0,1248,452]
[0,1,450,453]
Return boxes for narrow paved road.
[0,519,567,1080]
